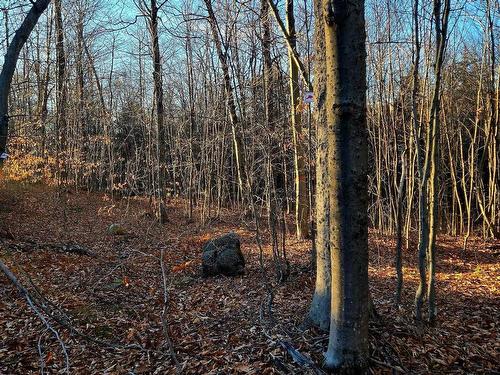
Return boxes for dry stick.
[37,332,46,375]
[0,260,70,374]
[12,259,147,352]
[5,238,95,256]
[370,358,405,373]
[160,247,182,373]
[21,235,190,356]
[246,172,325,374]
[90,263,123,292]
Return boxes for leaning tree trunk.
[204,0,247,201]
[322,0,369,371]
[0,0,52,166]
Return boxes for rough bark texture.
[0,0,52,163]
[306,0,330,331]
[322,0,369,372]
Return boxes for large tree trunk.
[322,0,369,371]
[0,0,52,165]
[306,0,330,331]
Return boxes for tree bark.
[395,151,406,305]
[306,0,330,331]
[54,0,67,179]
[286,0,310,240]
[415,0,450,324]
[0,0,52,165]
[149,0,167,222]
[322,0,369,371]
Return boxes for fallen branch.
[0,259,70,374]
[160,247,182,373]
[3,239,95,256]
[370,357,405,373]
[279,340,326,374]
[2,258,147,352]
[247,186,325,375]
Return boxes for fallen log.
[2,239,95,256]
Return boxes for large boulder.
[202,232,245,277]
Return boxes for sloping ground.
[0,181,498,374]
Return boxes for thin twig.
[37,330,47,375]
[160,247,182,373]
[0,259,70,374]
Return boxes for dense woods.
[2,0,498,241]
[0,0,498,374]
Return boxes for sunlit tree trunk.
[395,151,406,305]
[412,0,427,322]
[306,0,330,331]
[286,0,310,239]
[36,11,52,160]
[322,0,369,371]
[415,0,450,324]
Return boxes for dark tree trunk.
[321,0,370,371]
[0,0,52,164]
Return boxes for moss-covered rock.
[107,223,126,235]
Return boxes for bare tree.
[0,0,52,165]
[415,0,450,324]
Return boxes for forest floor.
[0,180,498,375]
